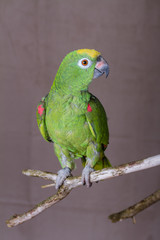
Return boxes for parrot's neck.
[51,67,93,96]
[49,82,91,106]
[51,79,89,97]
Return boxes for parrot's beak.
[93,56,109,79]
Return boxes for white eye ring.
[78,58,92,69]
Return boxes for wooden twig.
[6,155,160,227]
[108,189,160,223]
[22,169,57,182]
[6,186,71,228]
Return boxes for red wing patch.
[38,104,45,116]
[87,103,92,112]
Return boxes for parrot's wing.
[36,94,53,142]
[85,94,109,146]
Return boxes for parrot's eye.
[82,59,88,66]
[78,58,92,69]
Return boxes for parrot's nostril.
[97,55,102,62]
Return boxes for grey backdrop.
[1,0,160,240]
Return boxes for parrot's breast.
[46,93,93,156]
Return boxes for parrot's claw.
[81,165,94,187]
[56,167,72,189]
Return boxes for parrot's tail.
[93,155,112,170]
[81,155,112,171]
[102,155,112,168]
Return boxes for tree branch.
[108,189,160,223]
[6,186,71,228]
[6,154,160,227]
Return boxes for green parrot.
[36,49,111,189]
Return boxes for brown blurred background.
[1,0,160,239]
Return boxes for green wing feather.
[36,94,52,143]
[85,94,109,146]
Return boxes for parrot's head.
[54,49,109,94]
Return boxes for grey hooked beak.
[93,55,109,79]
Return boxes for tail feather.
[94,155,112,170]
[81,155,112,171]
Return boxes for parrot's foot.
[82,165,94,187]
[56,167,72,189]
